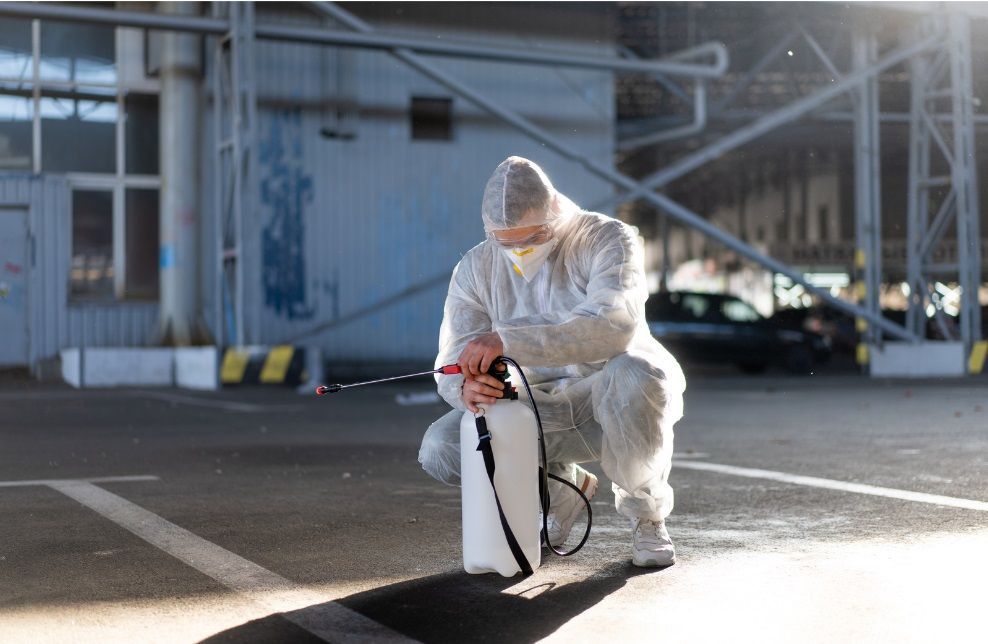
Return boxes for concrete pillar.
[159,1,203,345]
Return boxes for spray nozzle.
[486,359,518,400]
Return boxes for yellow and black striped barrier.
[220,345,306,386]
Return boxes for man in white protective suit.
[419,156,686,567]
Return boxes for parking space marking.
[0,475,159,488]
[673,460,988,511]
[133,391,304,413]
[46,480,415,643]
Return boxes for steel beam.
[308,2,918,342]
[0,1,728,78]
[712,32,799,114]
[212,3,257,346]
[948,12,983,356]
[589,33,941,214]
[853,27,885,368]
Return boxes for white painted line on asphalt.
[134,391,303,413]
[0,475,159,488]
[673,460,988,512]
[46,480,415,643]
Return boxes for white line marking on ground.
[46,481,415,643]
[673,460,988,512]
[0,475,159,488]
[671,451,710,459]
[134,391,303,413]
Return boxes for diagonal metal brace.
[308,2,921,343]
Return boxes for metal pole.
[211,2,226,347]
[589,33,942,213]
[905,30,932,340]
[948,12,983,361]
[852,27,886,372]
[0,1,728,78]
[158,1,201,345]
[309,1,919,342]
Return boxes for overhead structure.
[902,13,983,369]
[611,6,984,375]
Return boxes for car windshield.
[722,298,762,323]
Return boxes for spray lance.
[315,356,592,575]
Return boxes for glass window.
[723,299,762,323]
[0,18,32,83]
[41,94,117,172]
[818,205,829,242]
[40,20,116,85]
[680,294,711,320]
[0,90,33,170]
[71,189,114,299]
[125,188,159,299]
[410,96,453,141]
[125,93,158,174]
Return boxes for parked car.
[771,306,857,354]
[646,291,831,374]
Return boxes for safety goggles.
[486,224,554,249]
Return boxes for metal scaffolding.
[211,2,257,346]
[904,14,983,365]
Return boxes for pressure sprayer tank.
[460,396,541,576]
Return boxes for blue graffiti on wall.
[260,109,315,320]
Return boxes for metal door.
[0,208,28,366]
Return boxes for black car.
[646,291,831,374]
[771,306,857,354]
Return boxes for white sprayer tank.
[460,398,541,576]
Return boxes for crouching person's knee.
[418,413,461,486]
[603,352,665,387]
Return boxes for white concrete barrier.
[870,342,966,378]
[175,346,219,391]
[60,347,175,388]
[60,347,82,388]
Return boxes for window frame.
[0,20,162,302]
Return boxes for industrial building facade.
[0,3,615,374]
[1,2,985,378]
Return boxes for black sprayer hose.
[496,357,592,557]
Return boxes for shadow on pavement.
[201,560,671,643]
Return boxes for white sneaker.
[631,518,676,568]
[545,466,598,548]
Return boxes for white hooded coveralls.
[419,158,686,522]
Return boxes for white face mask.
[502,239,558,282]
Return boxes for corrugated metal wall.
[7,4,615,373]
[0,175,158,373]
[219,4,616,365]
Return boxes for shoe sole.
[632,552,676,568]
[547,471,599,548]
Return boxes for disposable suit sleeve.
[494,221,644,367]
[434,258,493,410]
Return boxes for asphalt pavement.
[1,370,986,643]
